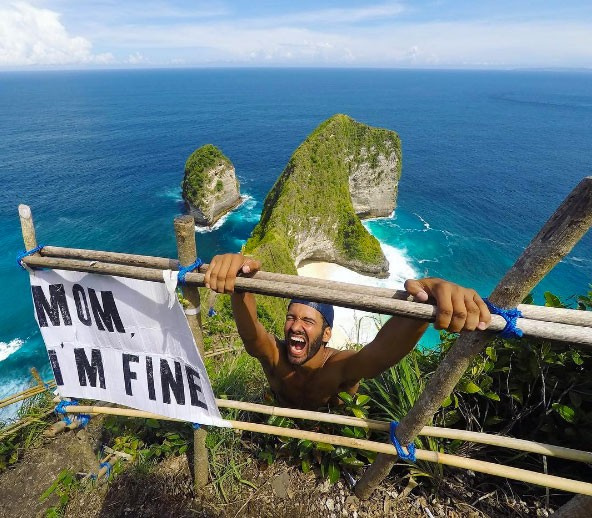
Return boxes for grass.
[0,390,56,471]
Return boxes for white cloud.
[85,18,592,68]
[0,1,113,65]
[126,51,148,65]
[263,3,406,25]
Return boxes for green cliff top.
[243,114,401,331]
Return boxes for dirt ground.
[0,417,554,518]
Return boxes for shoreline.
[297,258,395,350]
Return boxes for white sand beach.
[297,245,418,350]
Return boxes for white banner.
[29,269,228,427]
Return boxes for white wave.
[194,195,252,234]
[362,210,395,223]
[297,243,418,348]
[413,212,431,231]
[0,338,24,362]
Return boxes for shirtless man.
[205,254,491,410]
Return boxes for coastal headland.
[242,114,403,333]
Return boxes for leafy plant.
[40,469,79,518]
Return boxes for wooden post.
[173,215,209,490]
[18,204,38,251]
[30,367,44,388]
[355,176,592,499]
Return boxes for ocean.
[1,68,591,416]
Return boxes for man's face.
[284,303,331,365]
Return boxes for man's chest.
[266,365,343,409]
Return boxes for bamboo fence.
[59,403,592,496]
[14,175,592,514]
[19,254,592,347]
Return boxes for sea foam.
[0,338,23,363]
[194,195,254,234]
[297,242,418,349]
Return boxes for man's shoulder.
[324,347,357,364]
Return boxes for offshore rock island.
[182,144,243,226]
[244,114,402,279]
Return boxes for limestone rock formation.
[244,114,401,279]
[182,144,242,226]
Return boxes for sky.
[0,1,591,69]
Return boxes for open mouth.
[288,334,307,358]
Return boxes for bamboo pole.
[18,204,38,251]
[37,245,592,329]
[20,255,592,347]
[59,400,592,464]
[0,381,57,409]
[30,368,44,388]
[58,404,592,496]
[174,215,208,490]
[355,176,592,499]
[0,389,46,409]
[0,408,55,440]
[212,399,592,464]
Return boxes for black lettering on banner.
[186,366,208,409]
[31,284,72,327]
[88,289,126,333]
[122,354,139,396]
[146,356,156,401]
[72,284,92,326]
[160,359,185,405]
[47,349,64,385]
[74,348,106,389]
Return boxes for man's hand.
[204,254,261,293]
[404,278,491,332]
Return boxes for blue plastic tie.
[54,399,88,427]
[178,258,203,285]
[389,421,416,462]
[192,423,201,430]
[100,462,112,479]
[76,413,91,428]
[483,298,523,339]
[208,307,217,317]
[16,244,45,269]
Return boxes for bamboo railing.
[15,175,592,514]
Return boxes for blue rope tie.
[192,423,201,430]
[483,298,523,339]
[100,462,112,479]
[55,399,77,425]
[76,413,92,428]
[207,306,217,317]
[16,244,45,269]
[177,258,203,285]
[54,399,89,427]
[389,421,416,462]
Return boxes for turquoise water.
[1,68,591,412]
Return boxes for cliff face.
[349,148,400,218]
[244,114,401,281]
[182,145,242,226]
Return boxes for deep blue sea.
[1,68,591,415]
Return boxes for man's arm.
[338,278,491,383]
[204,254,278,367]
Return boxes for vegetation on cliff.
[243,114,401,329]
[182,144,233,207]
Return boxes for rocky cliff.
[244,114,401,282]
[182,144,242,226]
